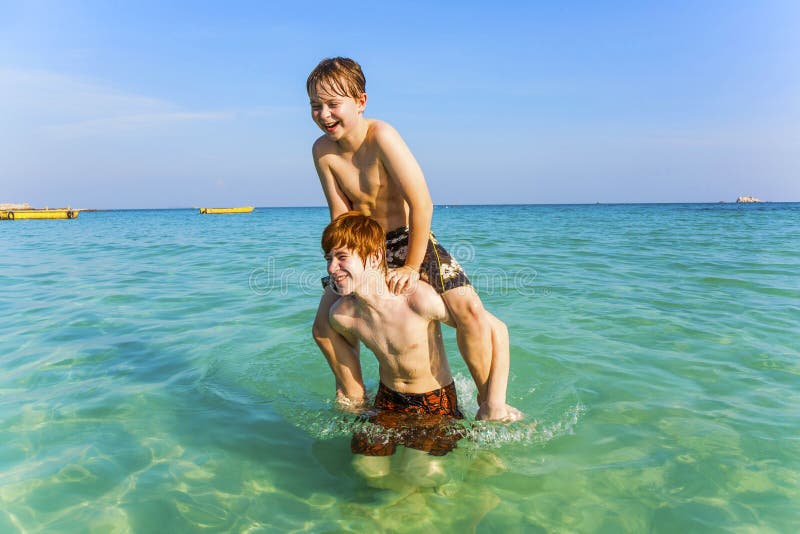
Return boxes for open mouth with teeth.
[331,273,351,291]
[322,121,340,132]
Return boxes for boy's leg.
[352,455,392,480]
[311,287,365,403]
[397,448,450,488]
[441,286,494,404]
[386,228,512,409]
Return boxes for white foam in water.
[465,403,585,448]
[284,373,585,449]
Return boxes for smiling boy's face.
[325,245,366,295]
[309,83,367,141]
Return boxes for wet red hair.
[322,212,386,272]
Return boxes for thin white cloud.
[0,68,233,139]
[42,111,234,138]
[0,69,164,118]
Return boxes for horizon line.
[63,200,799,211]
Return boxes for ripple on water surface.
[1,204,799,531]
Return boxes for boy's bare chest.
[329,150,386,203]
[354,311,423,358]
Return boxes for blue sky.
[2,1,798,208]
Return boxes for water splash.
[279,374,585,449]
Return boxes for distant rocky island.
[736,196,762,203]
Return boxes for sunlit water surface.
[1,204,798,532]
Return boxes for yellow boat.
[1,209,79,220]
[199,206,255,214]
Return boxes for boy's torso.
[315,119,409,231]
[332,295,452,394]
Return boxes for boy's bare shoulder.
[406,282,445,321]
[329,296,357,328]
[329,297,361,345]
[312,135,339,159]
[367,119,401,142]
[330,295,356,315]
[367,120,417,164]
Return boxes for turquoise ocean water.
[1,203,798,532]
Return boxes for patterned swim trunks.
[384,226,471,294]
[351,382,466,457]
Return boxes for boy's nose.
[327,259,337,274]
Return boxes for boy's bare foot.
[475,402,524,422]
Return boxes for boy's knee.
[450,297,487,328]
[400,450,450,488]
[352,455,391,480]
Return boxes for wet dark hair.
[307,57,366,98]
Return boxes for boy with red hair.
[322,213,521,465]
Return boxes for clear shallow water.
[1,204,798,532]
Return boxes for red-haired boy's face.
[325,246,365,295]
[309,84,366,142]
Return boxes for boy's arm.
[374,123,433,292]
[327,307,366,407]
[313,141,351,220]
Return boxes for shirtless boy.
[308,57,517,421]
[323,213,522,487]
[322,213,468,457]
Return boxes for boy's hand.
[386,265,420,295]
[335,391,366,413]
[476,401,524,422]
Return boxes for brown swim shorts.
[322,226,471,294]
[351,382,466,457]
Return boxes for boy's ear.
[368,250,383,268]
[357,92,367,112]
